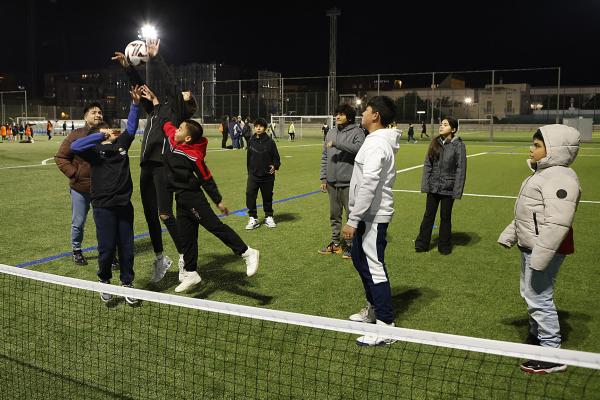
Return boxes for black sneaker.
[342,247,352,259]
[73,250,88,265]
[99,280,112,302]
[520,360,567,374]
[122,284,140,306]
[525,334,541,346]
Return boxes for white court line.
[392,189,600,204]
[396,152,488,173]
[490,152,600,157]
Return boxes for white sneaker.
[175,271,202,293]
[349,303,376,323]
[265,216,277,228]
[178,255,185,282]
[99,280,111,302]
[356,320,397,346]
[151,255,172,283]
[245,217,260,230]
[242,247,260,277]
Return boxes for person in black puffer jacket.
[415,116,466,255]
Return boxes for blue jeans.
[70,189,91,251]
[520,251,565,348]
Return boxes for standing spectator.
[267,121,278,141]
[407,123,417,143]
[229,116,242,149]
[220,117,229,149]
[288,121,295,141]
[47,120,54,140]
[421,121,429,139]
[54,102,104,265]
[62,121,67,135]
[415,117,466,255]
[0,125,6,143]
[70,121,75,133]
[18,123,24,141]
[342,96,401,345]
[25,124,33,142]
[498,125,581,374]
[321,122,330,141]
[318,104,365,259]
[245,118,281,230]
[241,117,253,150]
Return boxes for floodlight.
[140,24,158,40]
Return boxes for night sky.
[3,0,600,88]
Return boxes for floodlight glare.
[140,24,158,40]
[355,99,362,105]
[464,97,473,104]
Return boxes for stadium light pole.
[139,24,158,86]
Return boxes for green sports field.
[1,128,600,398]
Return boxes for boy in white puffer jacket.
[498,124,581,374]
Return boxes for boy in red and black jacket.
[141,86,260,293]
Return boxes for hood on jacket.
[532,124,580,170]
[368,128,401,153]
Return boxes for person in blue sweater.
[71,86,142,305]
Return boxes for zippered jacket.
[421,136,466,199]
[320,123,365,187]
[498,124,581,270]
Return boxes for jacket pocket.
[533,212,539,235]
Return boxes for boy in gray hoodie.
[342,96,401,346]
[498,125,581,374]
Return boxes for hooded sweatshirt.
[498,124,581,270]
[347,128,401,228]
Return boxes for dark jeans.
[415,193,455,252]
[93,203,134,284]
[176,191,248,272]
[246,176,275,218]
[140,164,182,254]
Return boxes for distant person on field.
[342,96,401,346]
[229,116,242,149]
[318,104,365,259]
[407,123,417,143]
[47,120,54,140]
[414,117,466,255]
[498,125,581,375]
[0,125,6,142]
[70,86,142,305]
[321,122,330,141]
[288,121,295,141]
[70,121,74,132]
[421,121,429,138]
[63,121,67,135]
[220,117,230,149]
[267,121,278,141]
[245,118,281,230]
[54,102,105,265]
[241,117,253,150]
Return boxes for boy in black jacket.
[141,86,260,293]
[112,39,195,283]
[245,118,281,230]
[71,87,142,304]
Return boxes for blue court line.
[14,190,322,269]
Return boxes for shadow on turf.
[502,311,592,346]
[147,253,273,306]
[392,287,440,321]
[428,231,481,250]
[267,212,298,224]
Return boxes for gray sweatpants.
[327,184,352,247]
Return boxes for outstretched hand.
[129,85,143,104]
[146,38,160,58]
[217,202,230,216]
[111,51,129,68]
[140,85,159,105]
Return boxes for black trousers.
[140,164,183,254]
[221,132,228,148]
[94,203,134,284]
[176,191,248,272]
[415,193,455,252]
[246,176,275,218]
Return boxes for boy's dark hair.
[183,119,203,143]
[83,101,103,116]
[334,103,356,123]
[254,118,268,128]
[533,129,545,143]
[183,93,198,118]
[366,96,396,127]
